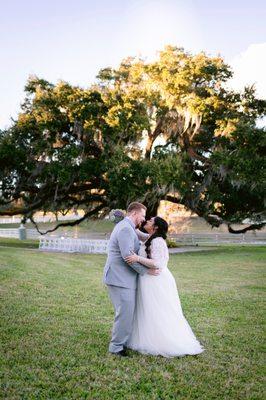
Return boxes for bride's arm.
[150,238,169,269]
[125,238,169,269]
[124,252,157,268]
[138,239,168,269]
[136,254,157,268]
[125,238,168,269]
[135,229,150,242]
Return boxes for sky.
[1,0,265,129]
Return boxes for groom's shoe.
[111,349,129,357]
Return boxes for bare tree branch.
[29,203,107,235]
[228,223,266,234]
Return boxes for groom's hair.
[127,202,147,214]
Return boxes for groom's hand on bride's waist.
[147,268,161,276]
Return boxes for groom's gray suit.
[103,217,148,353]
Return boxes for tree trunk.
[144,199,161,219]
[144,118,164,159]
[144,134,154,159]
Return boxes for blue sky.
[1,0,266,129]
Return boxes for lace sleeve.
[135,229,150,242]
[150,238,169,269]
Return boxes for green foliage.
[0,46,265,232]
[166,238,179,248]
[206,123,266,222]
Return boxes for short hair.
[127,202,147,214]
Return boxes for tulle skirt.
[127,269,204,357]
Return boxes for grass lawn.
[0,246,265,399]
[0,238,39,249]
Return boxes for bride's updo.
[145,216,168,259]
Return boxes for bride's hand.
[125,252,139,264]
[148,268,161,276]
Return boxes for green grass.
[0,246,265,399]
[0,238,39,249]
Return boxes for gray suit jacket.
[103,217,148,289]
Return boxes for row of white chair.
[39,237,108,254]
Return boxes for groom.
[103,202,160,357]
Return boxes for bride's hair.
[145,216,168,258]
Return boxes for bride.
[125,216,204,357]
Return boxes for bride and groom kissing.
[103,202,204,358]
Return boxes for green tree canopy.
[0,46,265,233]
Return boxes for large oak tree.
[0,46,265,233]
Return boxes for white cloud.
[228,43,266,99]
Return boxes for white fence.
[0,229,20,238]
[172,232,266,245]
[0,228,40,239]
[0,214,81,224]
[1,228,265,254]
[39,237,109,254]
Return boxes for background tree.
[0,46,265,233]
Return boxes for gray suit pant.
[107,285,136,353]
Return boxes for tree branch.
[228,223,266,234]
[29,203,107,235]
[165,194,181,204]
[144,118,164,159]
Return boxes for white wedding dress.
[128,237,204,357]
